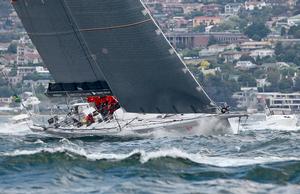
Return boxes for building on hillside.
[7,75,22,86]
[201,4,222,16]
[232,87,259,112]
[261,62,290,70]
[199,44,236,57]
[265,0,297,8]
[162,3,184,15]
[17,66,50,78]
[0,97,12,106]
[288,14,300,26]
[201,67,221,76]
[220,51,250,63]
[240,41,272,51]
[17,36,42,65]
[23,79,51,88]
[224,3,242,16]
[0,54,16,65]
[193,16,222,27]
[17,66,37,77]
[257,92,300,112]
[245,0,268,10]
[182,4,204,14]
[168,16,189,29]
[235,61,257,70]
[167,32,248,48]
[0,43,10,52]
[250,49,275,58]
[17,42,25,65]
[256,78,271,88]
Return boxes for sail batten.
[13,0,217,114]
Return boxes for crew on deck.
[87,96,120,120]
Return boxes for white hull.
[30,113,245,138]
[264,114,298,130]
[243,114,299,131]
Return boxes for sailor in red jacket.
[87,96,120,119]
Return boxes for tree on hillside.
[245,23,270,41]
[239,55,256,63]
[281,27,287,36]
[267,69,280,86]
[7,42,17,54]
[288,25,300,38]
[279,78,293,93]
[294,75,300,91]
[0,77,7,86]
[0,86,13,97]
[207,36,218,46]
[192,24,206,32]
[238,74,257,87]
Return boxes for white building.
[235,61,257,70]
[23,80,50,88]
[17,66,50,77]
[288,14,300,26]
[201,67,221,76]
[0,97,12,105]
[232,87,259,112]
[0,43,10,52]
[17,36,41,65]
[199,44,236,57]
[17,66,37,77]
[17,43,25,65]
[245,0,268,10]
[257,92,300,112]
[250,49,275,58]
[224,3,242,15]
[7,76,22,86]
[240,41,272,51]
[220,51,250,63]
[256,78,271,88]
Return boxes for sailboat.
[12,0,247,137]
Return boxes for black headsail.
[13,0,218,114]
[12,0,111,97]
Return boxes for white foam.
[0,121,32,135]
[2,147,299,167]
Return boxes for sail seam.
[59,0,100,81]
[27,19,152,36]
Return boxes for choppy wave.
[2,147,299,168]
[2,116,300,193]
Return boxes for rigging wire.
[59,0,100,81]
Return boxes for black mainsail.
[12,0,111,96]
[13,0,218,114]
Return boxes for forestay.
[13,0,217,114]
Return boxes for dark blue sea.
[0,116,300,194]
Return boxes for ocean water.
[0,116,300,194]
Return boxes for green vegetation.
[288,25,300,38]
[7,42,17,54]
[212,16,248,32]
[192,24,206,32]
[275,43,300,66]
[244,22,271,41]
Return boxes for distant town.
[1,0,300,113]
